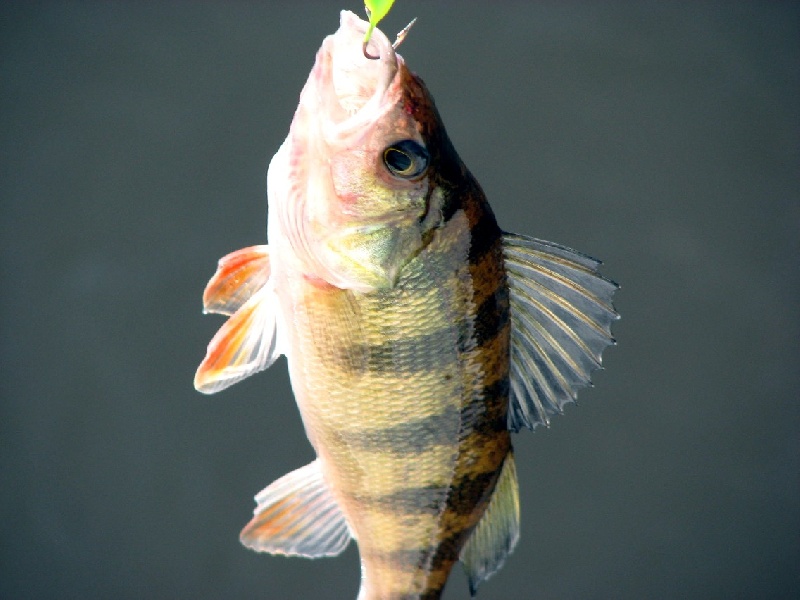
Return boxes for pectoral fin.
[194,246,281,394]
[240,460,352,558]
[460,452,520,596]
[202,245,270,315]
[503,234,619,431]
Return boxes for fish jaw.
[269,11,437,292]
[317,10,398,144]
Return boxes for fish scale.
[278,201,509,599]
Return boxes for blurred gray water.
[1,2,798,599]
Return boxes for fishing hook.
[362,17,418,60]
[363,40,379,60]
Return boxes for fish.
[194,10,618,600]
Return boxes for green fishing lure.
[363,0,396,46]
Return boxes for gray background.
[2,2,798,599]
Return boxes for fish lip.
[314,10,400,144]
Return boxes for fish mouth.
[314,11,400,144]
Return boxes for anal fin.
[240,460,352,558]
[460,452,520,596]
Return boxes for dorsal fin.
[503,234,619,431]
[194,246,281,394]
[240,460,352,558]
[460,452,520,596]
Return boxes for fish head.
[270,10,459,291]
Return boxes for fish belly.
[280,212,511,598]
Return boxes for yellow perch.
[195,10,618,599]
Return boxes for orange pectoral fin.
[194,282,281,394]
[203,245,270,316]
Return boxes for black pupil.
[383,140,429,179]
[385,148,413,173]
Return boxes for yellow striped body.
[276,203,510,599]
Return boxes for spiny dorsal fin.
[194,246,281,394]
[240,460,352,558]
[460,452,520,596]
[503,233,619,431]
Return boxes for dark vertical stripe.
[332,404,460,455]
[473,284,510,347]
[466,210,503,264]
[335,327,456,375]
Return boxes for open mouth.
[316,11,399,142]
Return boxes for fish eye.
[382,140,429,179]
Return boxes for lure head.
[269,10,458,291]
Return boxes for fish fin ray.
[240,460,352,558]
[194,280,281,394]
[202,245,271,316]
[460,452,520,596]
[503,233,619,431]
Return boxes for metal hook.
[362,17,418,60]
[363,40,380,60]
[392,17,417,50]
